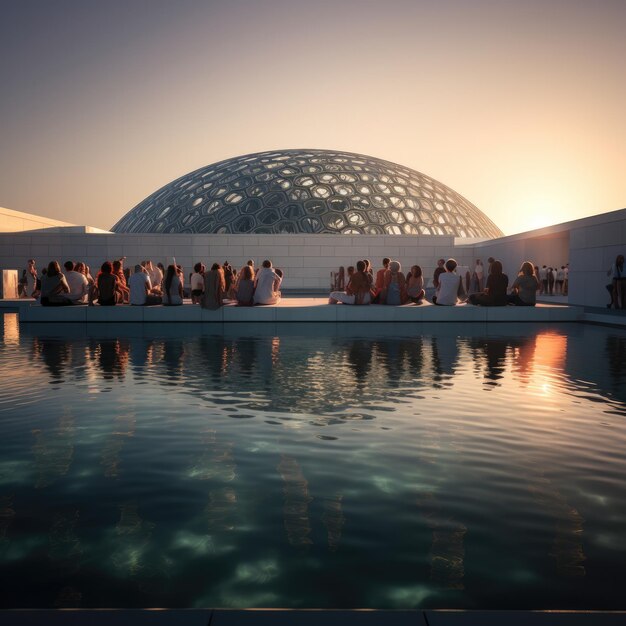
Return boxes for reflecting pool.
[1,314,626,609]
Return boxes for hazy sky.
[1,0,624,235]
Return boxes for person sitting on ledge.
[253,260,282,306]
[129,264,162,306]
[468,260,508,306]
[406,265,425,304]
[432,258,465,306]
[146,260,163,294]
[40,261,72,306]
[201,263,225,310]
[433,258,446,291]
[329,260,371,305]
[507,261,540,306]
[190,262,205,304]
[113,259,130,303]
[235,264,255,306]
[372,257,390,303]
[382,260,408,305]
[63,260,89,304]
[163,264,183,306]
[89,261,121,306]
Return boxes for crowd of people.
[18,258,283,308]
[26,253,626,311]
[329,257,544,307]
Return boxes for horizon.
[1,0,625,236]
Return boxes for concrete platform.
[0,298,586,324]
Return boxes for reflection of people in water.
[346,339,373,387]
[375,339,403,388]
[430,335,459,382]
[163,339,185,381]
[606,335,626,401]
[34,337,72,380]
[92,338,129,380]
[481,339,509,386]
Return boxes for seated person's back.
[254,261,281,305]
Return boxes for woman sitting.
[201,263,226,309]
[40,261,71,306]
[89,261,121,306]
[382,260,407,305]
[163,264,183,306]
[406,265,425,304]
[235,265,255,306]
[469,260,509,306]
[329,260,371,305]
[508,261,540,306]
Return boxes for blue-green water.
[1,314,626,609]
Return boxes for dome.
[111,149,503,238]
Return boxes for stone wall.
[1,208,624,302]
[460,208,626,308]
[0,233,471,291]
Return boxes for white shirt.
[538,267,548,280]
[148,266,163,288]
[191,272,204,291]
[65,270,89,302]
[253,267,281,304]
[474,263,484,279]
[129,272,152,305]
[436,272,462,306]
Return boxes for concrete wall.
[461,208,626,307]
[0,206,77,232]
[568,210,626,308]
[0,232,472,291]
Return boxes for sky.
[0,0,624,235]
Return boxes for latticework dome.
[111,149,502,238]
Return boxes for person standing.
[538,265,548,294]
[24,259,38,298]
[474,259,484,291]
[607,255,625,309]
[547,266,555,295]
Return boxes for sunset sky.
[1,0,624,235]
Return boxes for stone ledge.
[0,298,586,324]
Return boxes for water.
[1,313,626,610]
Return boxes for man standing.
[24,259,38,298]
[538,265,548,294]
